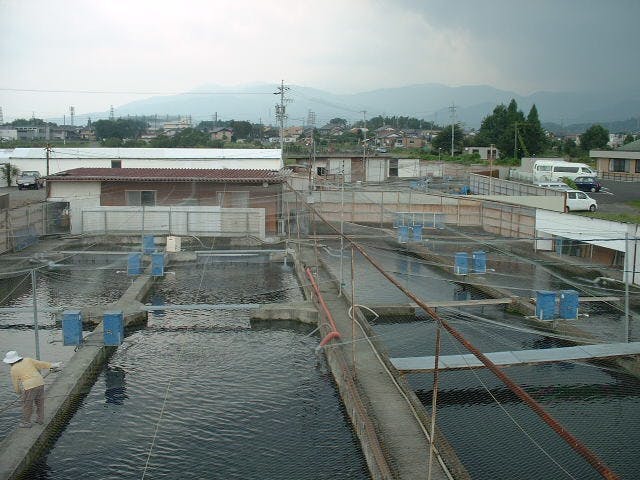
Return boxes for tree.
[521,104,548,155]
[94,119,148,140]
[1,163,20,187]
[431,124,464,154]
[562,138,579,157]
[329,118,348,127]
[624,134,635,145]
[580,124,609,152]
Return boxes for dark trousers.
[22,385,45,423]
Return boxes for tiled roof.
[47,168,287,184]
[617,139,640,152]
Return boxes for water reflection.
[105,366,127,405]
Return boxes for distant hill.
[78,83,640,130]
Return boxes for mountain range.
[82,83,640,134]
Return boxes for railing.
[601,171,640,182]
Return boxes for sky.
[1,0,639,122]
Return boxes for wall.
[469,173,565,212]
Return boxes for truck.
[17,171,44,190]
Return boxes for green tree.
[521,104,547,155]
[624,134,635,145]
[562,138,579,157]
[580,124,609,152]
[329,118,348,127]
[1,163,20,186]
[94,119,148,141]
[431,124,464,154]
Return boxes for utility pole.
[361,110,367,178]
[70,106,75,126]
[489,143,495,194]
[45,144,51,176]
[449,103,456,157]
[514,122,518,161]
[0,106,3,124]
[274,80,290,169]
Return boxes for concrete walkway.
[300,246,468,479]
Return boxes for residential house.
[45,167,287,238]
[591,139,640,180]
[210,127,234,141]
[463,146,499,160]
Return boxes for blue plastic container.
[559,290,579,319]
[412,225,423,242]
[143,235,155,254]
[536,291,557,320]
[472,251,487,274]
[127,252,142,275]
[103,310,124,346]
[398,225,409,244]
[454,252,469,275]
[62,310,83,346]
[151,252,165,276]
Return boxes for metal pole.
[625,233,630,342]
[339,159,345,296]
[31,269,41,360]
[427,322,442,480]
[141,205,145,251]
[351,246,356,372]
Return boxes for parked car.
[16,171,44,190]
[573,176,601,192]
[565,189,597,212]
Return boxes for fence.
[601,171,640,182]
[79,206,266,239]
[0,202,67,254]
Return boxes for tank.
[454,252,469,275]
[559,290,579,319]
[536,291,557,320]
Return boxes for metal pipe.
[305,267,340,342]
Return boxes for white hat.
[3,351,23,364]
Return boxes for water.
[318,242,640,479]
[11,262,369,480]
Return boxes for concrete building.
[464,145,499,160]
[46,167,287,238]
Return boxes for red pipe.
[305,267,341,345]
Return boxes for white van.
[565,190,597,212]
[533,160,597,182]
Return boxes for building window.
[610,159,628,172]
[126,190,156,206]
[317,167,326,176]
[111,160,122,168]
[635,160,640,173]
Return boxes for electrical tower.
[306,110,316,128]
[70,106,75,126]
[274,80,291,168]
[109,105,115,121]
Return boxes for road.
[593,180,640,215]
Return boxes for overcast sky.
[1,0,638,121]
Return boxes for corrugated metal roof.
[8,147,282,160]
[47,167,287,183]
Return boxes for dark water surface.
[17,262,369,480]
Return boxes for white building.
[2,148,283,176]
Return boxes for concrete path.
[306,248,466,479]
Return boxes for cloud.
[1,0,638,121]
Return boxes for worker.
[3,351,63,428]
